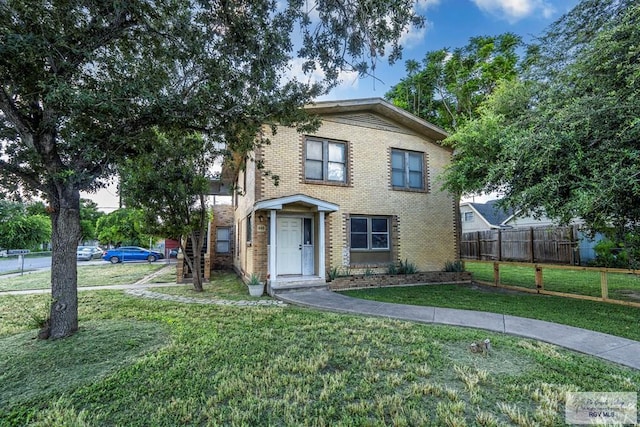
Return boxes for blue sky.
[321,0,580,101]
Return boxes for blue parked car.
[102,246,164,264]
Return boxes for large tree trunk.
[190,231,204,292]
[42,186,81,339]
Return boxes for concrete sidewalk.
[276,289,640,371]
[0,282,180,296]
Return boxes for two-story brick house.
[230,98,459,294]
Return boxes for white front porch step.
[269,276,328,294]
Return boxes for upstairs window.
[463,212,474,222]
[391,149,424,190]
[305,137,347,183]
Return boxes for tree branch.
[0,88,34,145]
[0,159,47,194]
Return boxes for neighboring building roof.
[462,200,515,228]
[304,98,449,143]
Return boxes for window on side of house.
[463,212,474,222]
[391,149,424,190]
[216,227,230,253]
[349,216,391,265]
[236,220,241,256]
[305,137,347,183]
[246,215,252,243]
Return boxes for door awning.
[254,194,339,212]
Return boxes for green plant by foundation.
[247,273,261,286]
[444,260,465,272]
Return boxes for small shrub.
[589,233,640,269]
[327,266,350,280]
[386,262,398,275]
[364,267,374,277]
[247,273,261,286]
[444,260,465,272]
[386,260,417,274]
[590,238,628,268]
[327,266,339,281]
[398,259,417,274]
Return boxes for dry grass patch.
[148,270,253,299]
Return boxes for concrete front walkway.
[276,289,640,371]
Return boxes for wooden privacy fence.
[461,226,579,265]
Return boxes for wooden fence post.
[497,228,502,261]
[535,265,544,292]
[600,270,609,299]
[476,231,481,260]
[493,262,500,287]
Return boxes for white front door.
[277,217,302,275]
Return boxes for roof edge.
[254,194,339,212]
[304,98,449,143]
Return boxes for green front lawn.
[342,282,640,342]
[1,282,638,426]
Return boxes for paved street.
[0,255,51,274]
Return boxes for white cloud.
[285,58,360,92]
[471,0,556,23]
[398,22,429,50]
[399,0,440,49]
[416,0,442,9]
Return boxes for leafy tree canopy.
[120,129,213,290]
[96,208,150,248]
[79,199,105,243]
[0,0,422,338]
[385,32,522,131]
[442,0,640,246]
[0,200,51,250]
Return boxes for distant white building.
[459,200,515,233]
[460,200,582,233]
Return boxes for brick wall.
[252,216,269,280]
[256,112,458,272]
[212,204,235,270]
[329,271,472,291]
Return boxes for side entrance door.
[277,217,302,275]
